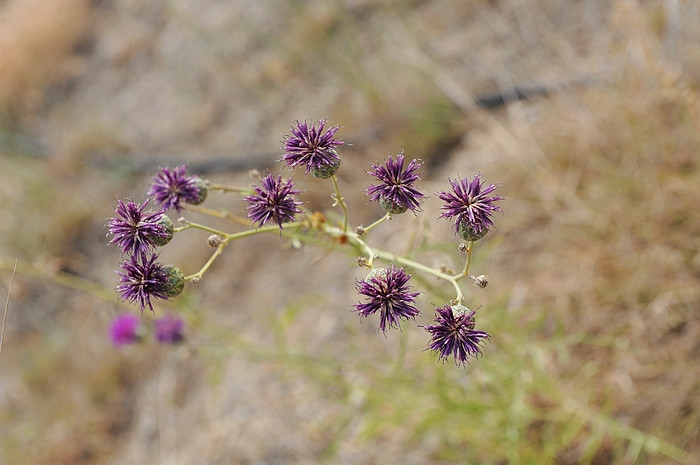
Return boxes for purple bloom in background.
[148,165,207,212]
[282,119,344,177]
[366,152,424,214]
[354,265,420,333]
[109,314,141,347]
[437,174,503,240]
[154,315,185,344]
[424,305,490,367]
[117,252,170,314]
[107,199,169,255]
[245,174,303,229]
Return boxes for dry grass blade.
[0,258,18,357]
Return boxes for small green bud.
[162,265,185,297]
[379,196,408,214]
[457,220,489,241]
[364,267,387,282]
[149,215,174,247]
[188,177,208,205]
[311,158,340,179]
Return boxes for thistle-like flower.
[282,119,344,178]
[424,304,490,366]
[109,314,141,347]
[154,315,185,344]
[354,265,420,333]
[245,174,303,229]
[437,174,503,241]
[366,152,424,214]
[116,252,171,314]
[148,165,207,212]
[107,199,171,255]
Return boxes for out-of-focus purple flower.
[109,314,141,347]
[107,199,171,255]
[245,174,303,229]
[366,152,424,214]
[148,165,207,212]
[282,119,344,178]
[116,252,171,314]
[423,304,490,366]
[154,315,185,344]
[354,265,420,333]
[437,174,503,241]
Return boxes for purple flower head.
[423,304,491,367]
[107,199,170,255]
[154,315,185,344]
[116,252,171,314]
[437,174,503,240]
[354,265,420,333]
[109,314,141,347]
[245,174,303,229]
[148,165,207,212]
[366,151,425,214]
[282,119,344,177]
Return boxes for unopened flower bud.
[311,158,340,179]
[457,220,489,241]
[187,177,208,205]
[208,234,223,247]
[162,265,185,297]
[379,195,408,214]
[149,215,174,246]
[474,275,488,288]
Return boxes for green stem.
[184,221,307,281]
[321,223,464,302]
[459,241,474,278]
[330,175,349,233]
[363,213,391,234]
[174,222,228,236]
[207,183,253,195]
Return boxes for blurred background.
[0,0,698,464]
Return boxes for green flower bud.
[457,220,489,241]
[311,158,341,179]
[187,177,208,205]
[162,265,185,297]
[149,215,174,247]
[379,195,408,214]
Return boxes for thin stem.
[175,221,229,236]
[207,183,253,195]
[362,212,391,234]
[321,223,464,302]
[182,204,249,226]
[459,241,474,277]
[0,258,17,357]
[330,175,349,233]
[184,221,307,281]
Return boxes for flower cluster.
[109,313,185,347]
[106,119,504,366]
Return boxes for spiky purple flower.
[148,165,207,212]
[109,314,141,347]
[116,252,171,314]
[437,174,503,240]
[424,304,490,366]
[282,119,344,177]
[366,152,425,214]
[354,265,420,333]
[154,315,185,344]
[245,174,303,229]
[107,199,171,255]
